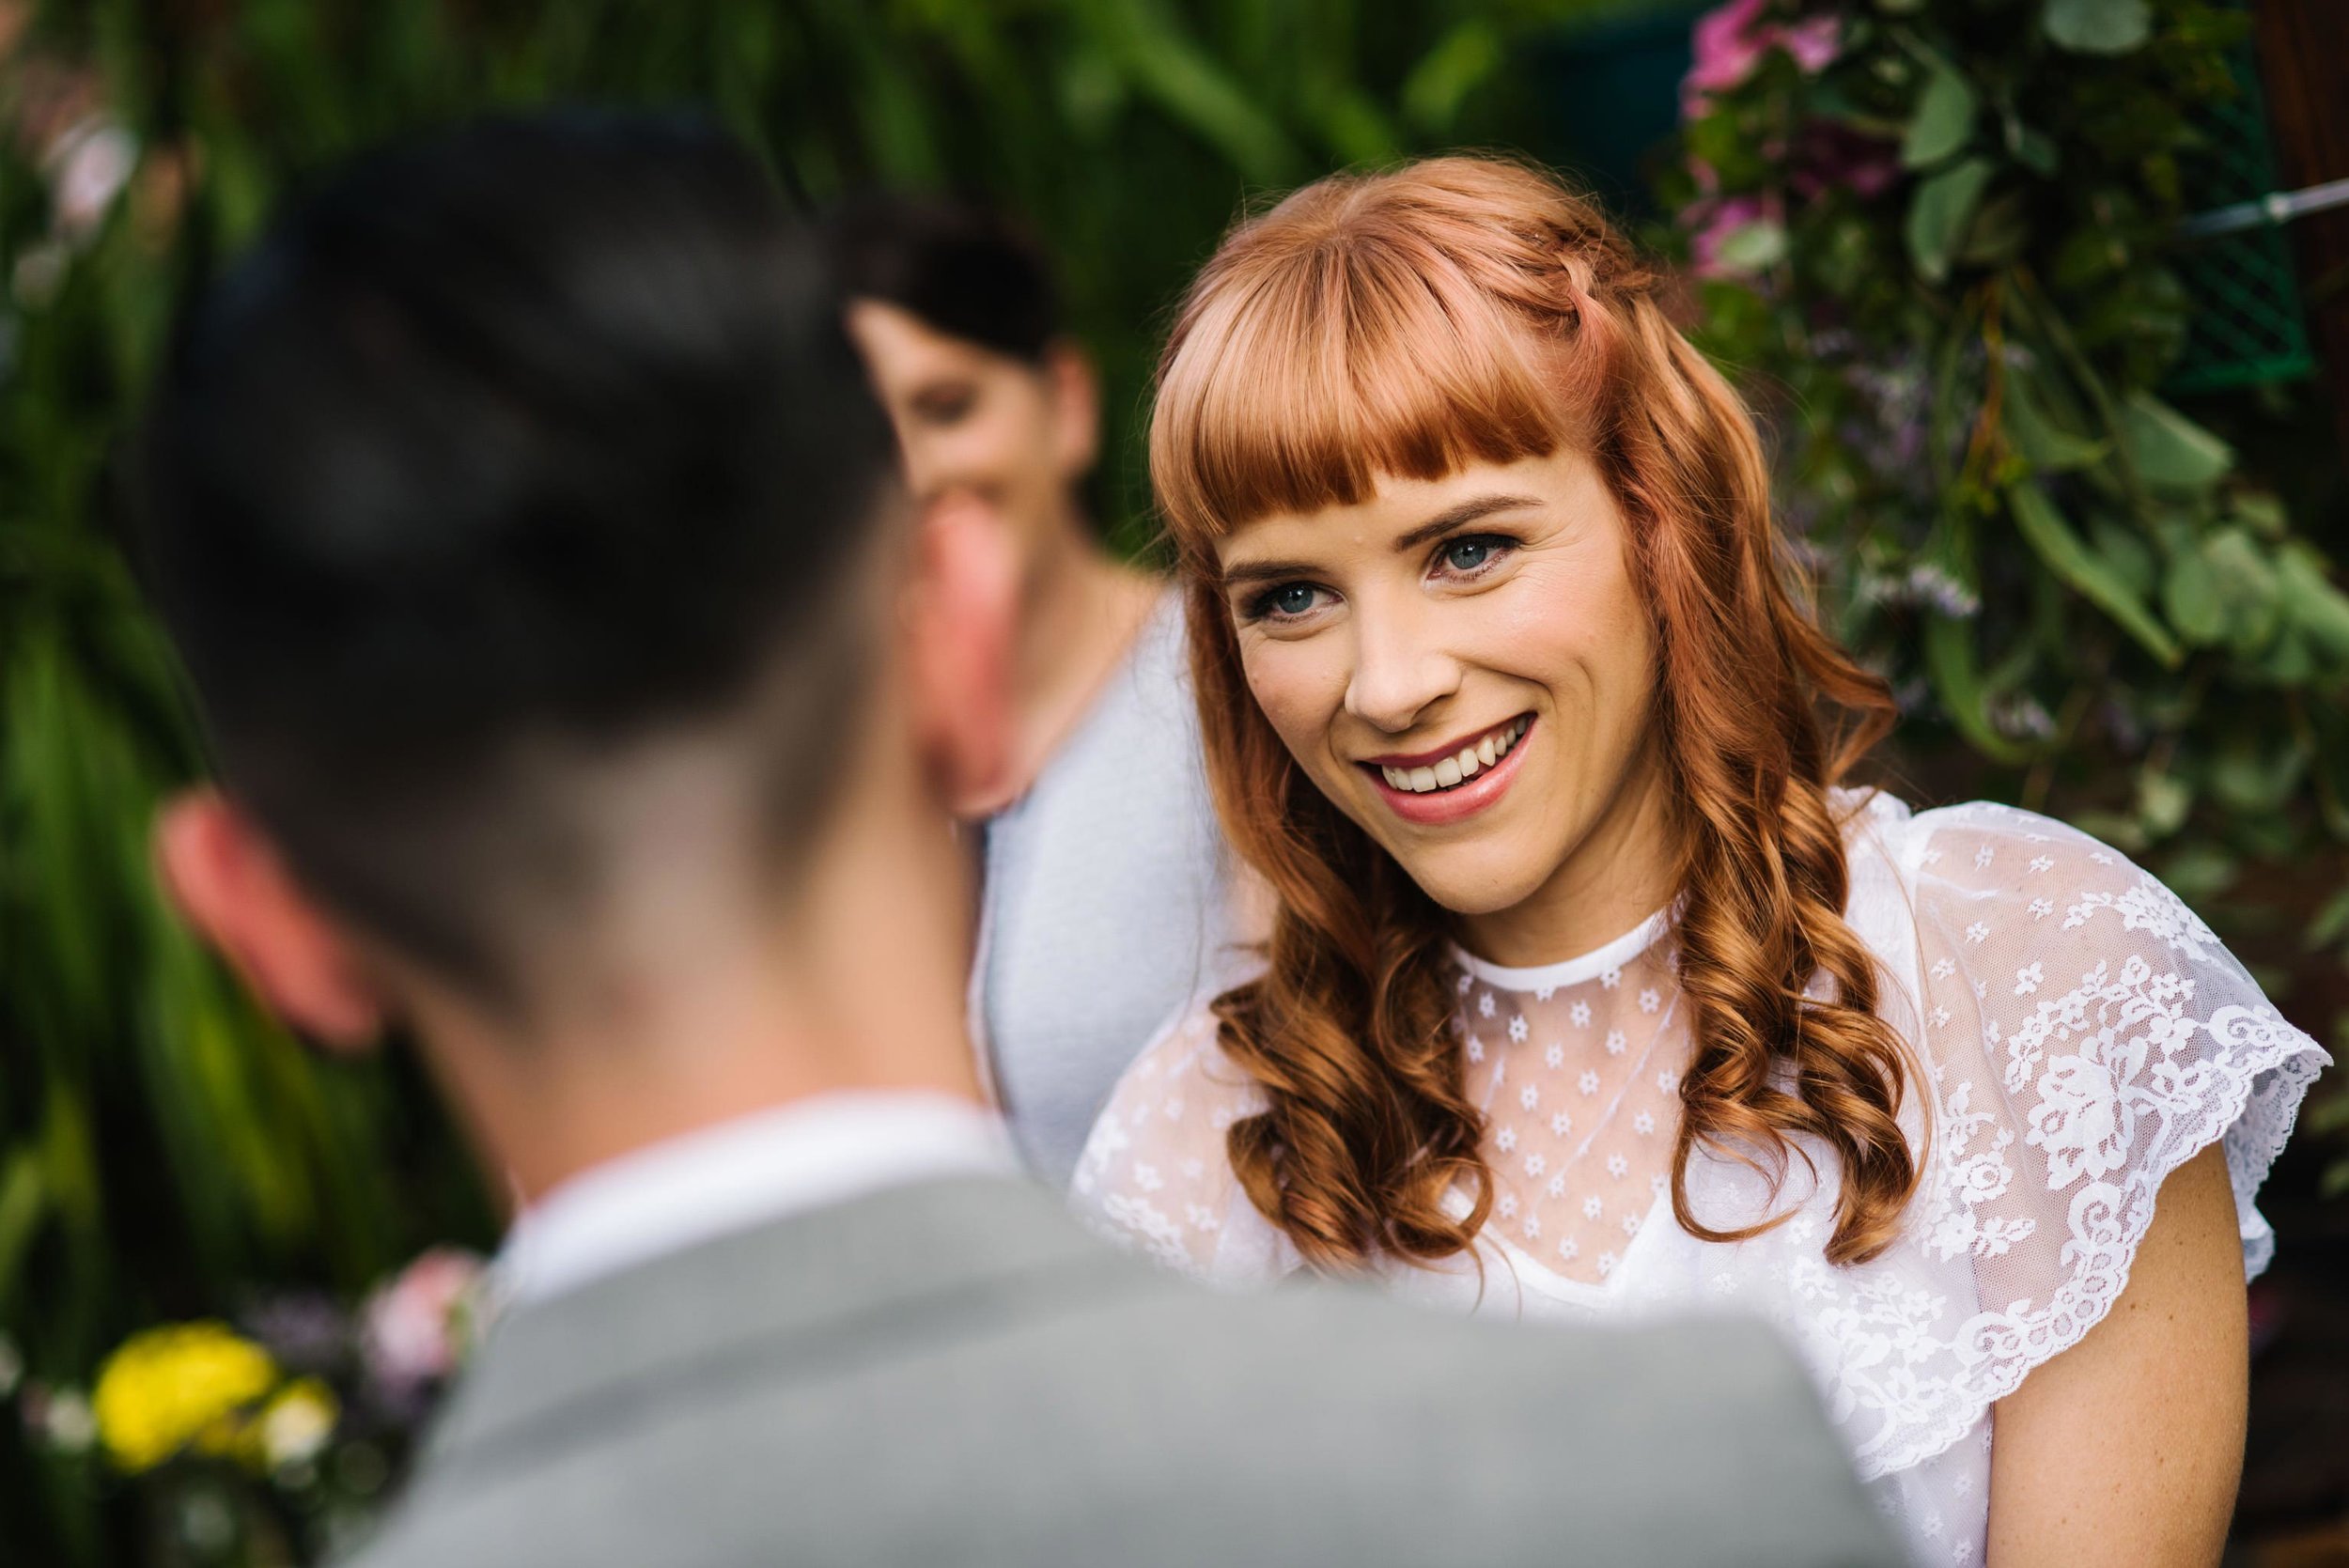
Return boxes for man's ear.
[905,490,1019,817]
[154,789,386,1050]
[1044,339,1100,482]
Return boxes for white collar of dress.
[1447,908,1672,994]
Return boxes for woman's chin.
[1389,847,1552,920]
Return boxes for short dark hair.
[822,191,1061,363]
[137,111,899,997]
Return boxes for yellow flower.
[256,1376,339,1471]
[92,1322,279,1474]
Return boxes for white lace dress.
[1071,794,2329,1566]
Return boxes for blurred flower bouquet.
[14,1250,485,1565]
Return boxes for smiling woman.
[1210,453,1670,924]
[1071,156,2329,1568]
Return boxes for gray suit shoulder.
[342,1183,1898,1568]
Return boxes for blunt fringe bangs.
[1150,160,1620,550]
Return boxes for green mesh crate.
[2167,24,2317,394]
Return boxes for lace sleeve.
[1891,803,2327,1419]
[1067,996,1299,1288]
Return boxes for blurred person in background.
[1077,154,2332,1568]
[133,111,1902,1568]
[827,194,1256,1187]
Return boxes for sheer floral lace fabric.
[1072,793,2329,1567]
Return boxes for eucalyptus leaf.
[2262,627,2318,683]
[2137,767,2192,839]
[1902,61,1976,169]
[2043,0,2152,54]
[1922,613,2032,763]
[1905,157,1993,284]
[2231,491,2288,539]
[2201,529,2284,656]
[2161,551,2227,645]
[2089,518,2157,599]
[2003,365,2105,470]
[2309,887,2349,952]
[2276,544,2349,662]
[2157,843,2240,904]
[1713,220,1789,274]
[2209,737,2310,817]
[2121,390,2235,489]
[2007,484,2182,665]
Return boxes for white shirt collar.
[494,1091,1019,1310]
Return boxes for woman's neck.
[1454,736,1679,969]
[1002,507,1161,800]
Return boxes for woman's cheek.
[1460,585,1581,691]
[1243,642,1337,756]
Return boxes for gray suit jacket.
[346,1176,1899,1567]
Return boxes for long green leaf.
[2120,391,2233,490]
[1922,613,2031,764]
[1402,20,1503,135]
[1901,59,1977,169]
[2007,484,2182,666]
[1905,157,1992,284]
[2043,0,2152,54]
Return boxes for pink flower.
[362,1248,484,1394]
[1687,194,1780,278]
[47,118,135,241]
[1686,0,1772,108]
[1780,14,1842,73]
[1683,0,1843,119]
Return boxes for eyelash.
[1241,533,1520,625]
[1245,581,1327,624]
[1432,532,1518,582]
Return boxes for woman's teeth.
[1379,716,1530,794]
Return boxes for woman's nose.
[1342,607,1463,734]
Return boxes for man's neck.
[412,979,988,1213]
[406,777,987,1213]
[492,1086,1015,1308]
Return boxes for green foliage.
[1669,0,2347,1187]
[0,1,1584,1560]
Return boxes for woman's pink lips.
[1359,715,1535,826]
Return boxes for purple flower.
[240,1292,350,1375]
[1789,120,1902,201]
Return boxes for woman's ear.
[154,789,387,1050]
[1044,339,1100,481]
[904,490,1019,816]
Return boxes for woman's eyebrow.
[1219,493,1546,589]
[1392,493,1545,552]
[1220,555,1320,590]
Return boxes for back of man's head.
[138,112,900,1005]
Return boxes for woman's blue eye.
[1268,583,1317,616]
[1443,538,1493,572]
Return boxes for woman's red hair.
[1151,155,1918,1271]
